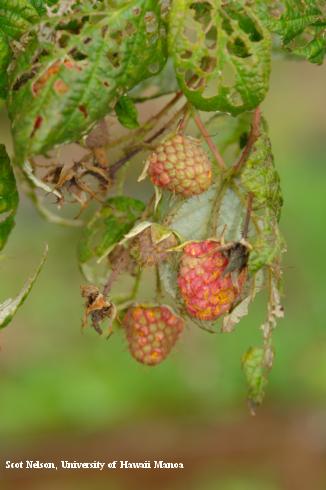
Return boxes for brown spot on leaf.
[79,105,88,118]
[31,116,43,137]
[54,79,69,94]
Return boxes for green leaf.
[163,185,243,244]
[115,94,139,129]
[240,118,283,220]
[0,244,48,329]
[0,31,10,99]
[78,196,145,264]
[258,0,326,64]
[0,145,19,251]
[8,0,169,163]
[0,0,39,39]
[242,346,268,408]
[248,209,285,274]
[169,0,271,114]
[238,117,284,273]
[0,0,43,99]
[28,0,58,15]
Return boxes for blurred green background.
[0,59,325,490]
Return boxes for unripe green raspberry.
[147,134,212,197]
[178,241,246,321]
[123,305,184,365]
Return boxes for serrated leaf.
[0,244,48,329]
[77,196,145,264]
[165,186,216,241]
[0,0,39,39]
[248,209,285,274]
[242,346,268,408]
[169,0,271,114]
[240,118,283,219]
[8,0,169,163]
[237,117,284,273]
[0,145,19,251]
[164,185,243,243]
[257,0,326,64]
[0,0,43,99]
[115,94,139,129]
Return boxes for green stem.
[108,92,183,149]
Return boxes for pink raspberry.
[123,305,184,365]
[178,241,246,321]
[146,134,212,197]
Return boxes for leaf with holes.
[29,0,58,14]
[237,117,285,273]
[0,245,48,330]
[240,118,283,219]
[169,0,271,114]
[8,0,169,163]
[0,145,19,251]
[77,196,145,265]
[0,0,42,99]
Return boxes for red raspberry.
[146,134,212,197]
[177,241,246,321]
[123,305,184,366]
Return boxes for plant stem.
[103,269,120,297]
[108,91,183,149]
[230,183,260,234]
[208,176,229,236]
[242,192,254,239]
[109,103,188,178]
[192,112,226,171]
[232,107,261,175]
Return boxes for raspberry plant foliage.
[0,0,324,409]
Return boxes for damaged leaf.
[0,145,19,251]
[169,0,271,114]
[0,244,48,329]
[77,196,145,264]
[8,0,169,162]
